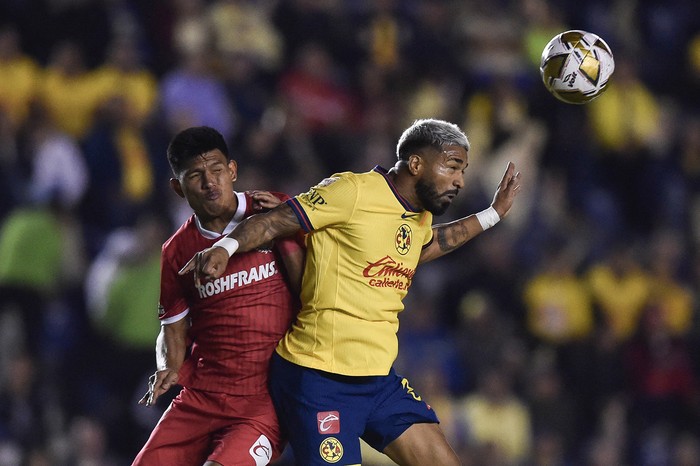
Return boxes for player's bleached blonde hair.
[396,118,470,161]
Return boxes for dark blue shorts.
[269,352,439,465]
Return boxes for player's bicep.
[419,232,441,264]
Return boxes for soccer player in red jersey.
[132,126,304,466]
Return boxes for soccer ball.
[540,30,615,104]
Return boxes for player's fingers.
[194,251,202,287]
[138,391,150,405]
[178,255,197,275]
[497,162,514,188]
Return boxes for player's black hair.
[396,118,470,161]
[167,126,230,175]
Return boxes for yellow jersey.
[278,166,433,376]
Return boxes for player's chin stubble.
[415,179,451,216]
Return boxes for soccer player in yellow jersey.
[180,119,522,465]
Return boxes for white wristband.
[213,237,239,257]
[475,206,500,231]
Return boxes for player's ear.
[228,160,238,182]
[407,154,423,176]
[170,178,185,198]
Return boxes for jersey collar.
[195,191,247,239]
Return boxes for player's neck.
[197,209,237,235]
[386,167,420,209]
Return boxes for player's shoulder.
[313,170,370,190]
[162,215,196,252]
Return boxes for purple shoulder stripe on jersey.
[286,198,314,232]
[372,166,421,213]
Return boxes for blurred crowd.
[0,0,698,465]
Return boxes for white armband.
[213,237,239,257]
[475,206,500,231]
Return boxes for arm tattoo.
[436,220,471,253]
[233,203,301,251]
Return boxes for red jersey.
[159,191,301,396]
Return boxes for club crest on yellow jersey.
[319,437,343,463]
[395,224,412,255]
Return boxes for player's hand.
[491,161,522,219]
[138,369,179,407]
[250,191,281,210]
[178,247,230,286]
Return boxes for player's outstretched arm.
[419,161,521,264]
[139,317,188,407]
[179,202,302,285]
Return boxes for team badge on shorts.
[319,437,343,463]
[249,435,272,466]
[317,411,340,434]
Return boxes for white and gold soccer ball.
[540,30,615,104]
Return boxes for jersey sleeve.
[286,173,358,232]
[159,245,189,324]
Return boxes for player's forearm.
[228,203,302,253]
[419,215,484,263]
[155,322,188,372]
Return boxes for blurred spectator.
[81,92,168,251]
[586,240,652,343]
[679,116,700,241]
[63,416,120,466]
[520,0,567,69]
[686,31,700,110]
[276,41,360,174]
[645,229,695,338]
[625,304,699,436]
[36,41,105,141]
[354,0,412,75]
[0,25,41,132]
[207,0,282,73]
[0,197,84,358]
[525,356,577,459]
[159,46,236,141]
[271,0,353,70]
[586,54,669,233]
[91,35,159,129]
[0,353,46,459]
[461,77,547,230]
[82,212,170,457]
[450,288,523,394]
[454,0,527,82]
[26,105,89,215]
[583,397,628,466]
[672,431,700,466]
[396,293,465,395]
[523,241,593,346]
[525,430,569,466]
[458,365,532,465]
